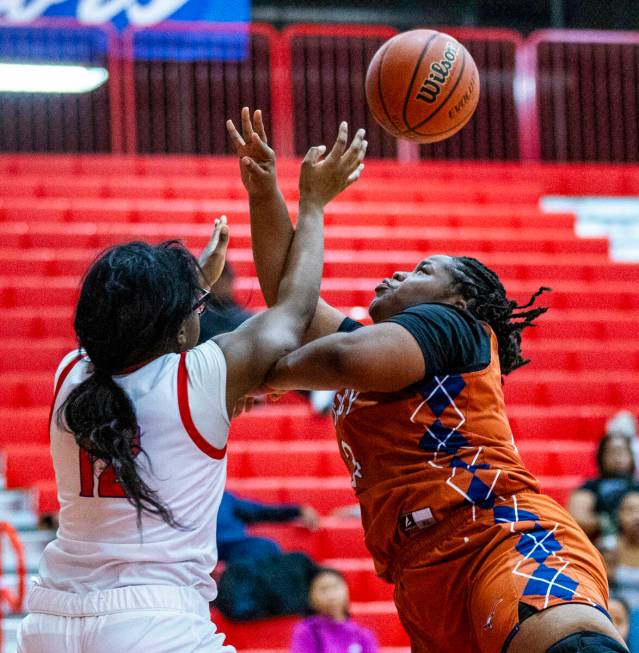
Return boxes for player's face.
[368,254,465,322]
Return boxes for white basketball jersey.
[39,340,230,601]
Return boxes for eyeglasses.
[192,288,210,315]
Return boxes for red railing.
[0,521,26,649]
[416,27,523,161]
[519,29,639,163]
[2,20,639,162]
[281,24,399,159]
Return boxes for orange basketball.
[365,29,480,144]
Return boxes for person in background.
[607,412,638,442]
[615,490,639,610]
[608,596,631,648]
[290,568,378,653]
[598,538,621,595]
[569,434,638,539]
[217,490,319,564]
[606,411,639,483]
[198,262,253,341]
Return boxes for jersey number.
[79,436,140,498]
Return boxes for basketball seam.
[413,107,475,140]
[410,70,479,137]
[408,46,468,132]
[376,41,403,136]
[401,32,441,132]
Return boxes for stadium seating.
[1,153,638,648]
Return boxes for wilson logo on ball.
[416,42,459,104]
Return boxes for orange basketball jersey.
[333,319,540,581]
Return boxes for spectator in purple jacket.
[290,568,379,653]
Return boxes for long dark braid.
[450,256,550,376]
[59,240,201,529]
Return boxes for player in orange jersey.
[227,107,627,653]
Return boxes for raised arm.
[226,108,367,341]
[265,323,425,393]
[215,140,363,415]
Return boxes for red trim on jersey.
[177,352,227,460]
[113,356,159,375]
[48,353,84,430]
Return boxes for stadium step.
[211,601,410,647]
[0,404,634,451]
[2,337,639,373]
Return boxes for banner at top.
[0,0,251,30]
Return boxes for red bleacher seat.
[3,444,54,488]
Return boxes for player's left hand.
[227,107,276,198]
[199,216,230,289]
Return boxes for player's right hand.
[299,122,367,208]
[226,107,276,198]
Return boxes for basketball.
[365,29,480,143]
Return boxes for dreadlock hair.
[58,240,201,529]
[450,256,550,376]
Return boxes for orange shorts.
[391,492,609,653]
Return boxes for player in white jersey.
[17,113,367,653]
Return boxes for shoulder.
[392,302,483,331]
[184,339,227,383]
[387,303,491,376]
[291,617,319,639]
[53,349,88,389]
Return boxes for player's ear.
[176,321,189,351]
[452,296,467,311]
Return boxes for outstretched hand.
[299,122,367,207]
[199,216,230,289]
[226,107,276,197]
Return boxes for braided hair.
[450,256,550,376]
[58,240,201,529]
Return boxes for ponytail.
[59,240,201,528]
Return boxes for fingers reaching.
[253,109,268,143]
[303,144,327,166]
[212,215,229,249]
[226,119,245,151]
[240,106,254,144]
[343,129,367,168]
[326,121,349,161]
[346,163,365,186]
[226,107,270,152]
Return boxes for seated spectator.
[597,537,621,594]
[198,262,253,341]
[615,490,639,610]
[214,491,320,621]
[568,433,637,539]
[290,568,379,653]
[607,410,639,484]
[607,410,638,441]
[608,595,631,646]
[217,490,319,564]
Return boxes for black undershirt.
[338,302,491,378]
